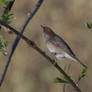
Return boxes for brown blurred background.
[0,0,92,92]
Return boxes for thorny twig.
[0,0,43,86]
[0,19,82,92]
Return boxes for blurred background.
[0,0,92,92]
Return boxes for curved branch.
[0,0,43,87]
[0,20,82,92]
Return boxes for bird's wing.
[49,34,76,57]
[48,34,87,68]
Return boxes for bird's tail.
[74,56,87,69]
[65,53,87,68]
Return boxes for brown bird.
[41,25,87,68]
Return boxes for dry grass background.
[0,0,92,92]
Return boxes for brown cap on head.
[41,25,55,36]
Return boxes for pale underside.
[46,41,77,62]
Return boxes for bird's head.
[41,25,55,38]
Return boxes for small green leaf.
[1,9,14,24]
[54,77,69,84]
[0,36,8,50]
[78,68,87,81]
[87,22,92,29]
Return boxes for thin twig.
[63,64,67,92]
[0,20,82,92]
[0,0,43,87]
[4,0,15,10]
[63,62,72,92]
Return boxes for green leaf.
[78,68,87,81]
[87,21,92,29]
[54,77,69,84]
[1,9,14,24]
[0,36,8,50]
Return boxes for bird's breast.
[46,42,66,60]
[46,42,56,53]
[46,41,63,53]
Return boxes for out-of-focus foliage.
[1,9,14,24]
[0,0,12,5]
[0,35,8,50]
[78,68,87,82]
[54,77,69,84]
[87,21,92,29]
[0,0,14,24]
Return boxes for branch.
[4,0,15,10]
[0,20,82,92]
[0,0,43,87]
[63,63,71,92]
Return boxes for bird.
[41,25,87,68]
